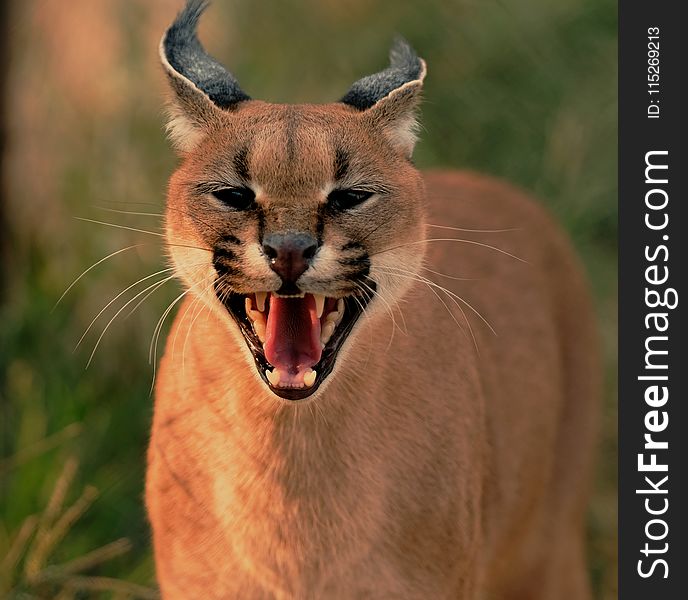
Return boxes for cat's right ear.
[340,38,426,158]
[160,0,250,152]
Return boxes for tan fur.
[146,92,600,598]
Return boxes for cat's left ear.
[159,0,251,152]
[340,38,426,158]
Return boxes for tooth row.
[265,368,317,389]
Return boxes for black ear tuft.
[340,37,426,110]
[161,0,250,109]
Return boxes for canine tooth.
[314,294,325,319]
[245,296,253,315]
[321,321,336,345]
[255,292,267,312]
[303,369,317,387]
[266,369,280,387]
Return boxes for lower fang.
[266,369,280,387]
[303,369,317,388]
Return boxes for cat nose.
[262,232,318,286]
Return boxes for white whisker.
[375,267,474,349]
[381,265,495,332]
[76,268,176,351]
[97,207,164,218]
[359,278,405,351]
[74,216,165,238]
[151,275,218,395]
[425,223,519,233]
[85,273,178,368]
[53,243,145,311]
[374,238,529,264]
[420,265,476,282]
[377,265,496,344]
[348,289,376,370]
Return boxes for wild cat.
[145,1,601,598]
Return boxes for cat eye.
[327,189,374,211]
[211,187,256,211]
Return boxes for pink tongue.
[264,295,322,376]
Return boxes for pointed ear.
[159,0,250,152]
[341,38,426,157]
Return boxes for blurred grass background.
[0,0,617,597]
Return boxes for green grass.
[1,0,617,597]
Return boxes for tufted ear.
[341,38,426,157]
[160,0,250,152]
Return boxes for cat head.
[161,0,427,401]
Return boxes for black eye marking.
[211,187,256,211]
[327,189,374,211]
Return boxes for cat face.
[161,1,427,400]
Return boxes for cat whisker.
[358,278,405,351]
[375,266,496,355]
[181,291,212,382]
[53,243,146,311]
[378,265,496,336]
[424,223,520,234]
[96,207,164,218]
[167,243,213,252]
[348,286,376,371]
[148,288,196,395]
[175,274,224,386]
[149,276,212,365]
[77,267,177,352]
[363,275,411,341]
[372,238,529,264]
[373,268,472,348]
[124,274,181,320]
[94,205,235,239]
[420,266,476,282]
[73,214,214,252]
[85,273,178,368]
[74,216,165,238]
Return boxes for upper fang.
[314,294,325,319]
[255,292,267,312]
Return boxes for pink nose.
[262,232,318,287]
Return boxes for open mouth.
[217,289,371,400]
